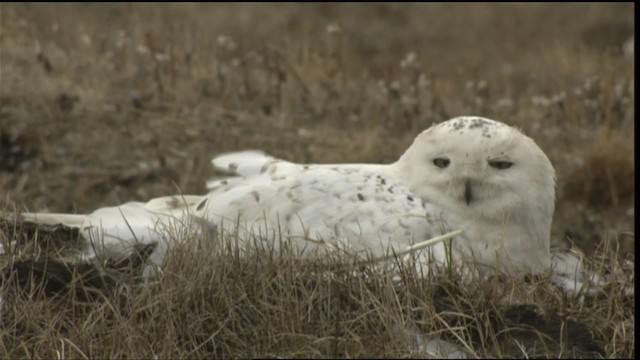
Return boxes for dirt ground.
[0,4,635,358]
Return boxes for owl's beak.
[464,179,473,206]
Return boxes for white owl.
[16,116,590,287]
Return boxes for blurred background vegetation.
[1,3,634,255]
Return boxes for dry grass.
[0,3,635,358]
[0,218,635,358]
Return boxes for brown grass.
[1,219,635,358]
[0,3,635,358]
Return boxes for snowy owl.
[17,116,558,278]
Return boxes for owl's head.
[395,116,556,271]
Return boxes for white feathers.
[550,248,606,296]
[210,150,277,177]
[17,116,598,292]
[21,213,88,228]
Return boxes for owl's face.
[395,116,556,271]
[399,117,555,218]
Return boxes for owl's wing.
[17,152,453,276]
[210,150,279,176]
[198,163,446,259]
[206,150,299,190]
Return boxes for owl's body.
[20,117,557,277]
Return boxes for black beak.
[464,180,473,206]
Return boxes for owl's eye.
[433,157,450,168]
[489,160,513,169]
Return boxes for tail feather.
[19,196,207,277]
[20,213,88,228]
